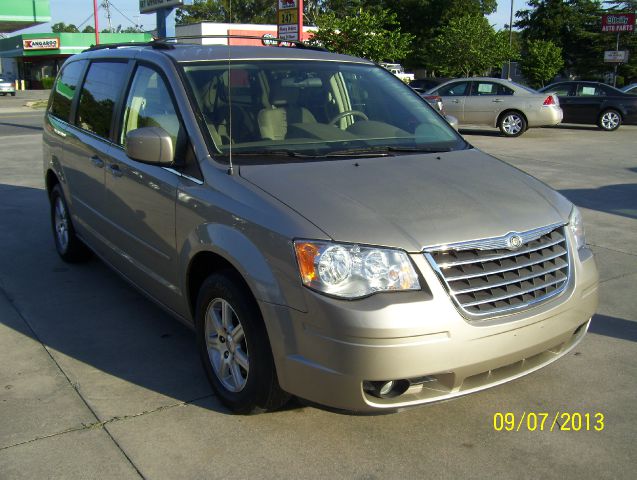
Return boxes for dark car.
[539,81,637,131]
[410,78,448,94]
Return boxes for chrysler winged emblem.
[505,233,523,250]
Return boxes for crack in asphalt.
[589,243,637,258]
[0,394,214,453]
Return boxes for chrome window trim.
[423,223,572,321]
[162,167,204,185]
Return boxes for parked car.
[418,92,446,114]
[539,81,637,131]
[410,78,447,93]
[0,77,16,96]
[620,83,637,94]
[44,41,598,414]
[427,78,563,137]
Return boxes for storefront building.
[176,22,314,46]
[1,1,150,89]
[0,32,152,89]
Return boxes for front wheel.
[196,272,289,414]
[598,109,621,131]
[498,111,527,137]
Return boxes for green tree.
[82,25,95,33]
[429,15,518,77]
[51,22,79,33]
[308,9,414,63]
[519,40,564,87]
[356,1,498,68]
[515,1,604,77]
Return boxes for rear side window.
[577,84,604,96]
[76,61,129,139]
[551,84,575,96]
[50,61,86,122]
[437,82,469,96]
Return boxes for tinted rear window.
[76,61,129,139]
[50,61,86,122]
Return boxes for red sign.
[602,13,635,33]
[277,0,303,42]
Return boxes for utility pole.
[93,0,100,44]
[102,1,113,33]
[508,0,514,80]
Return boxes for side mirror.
[125,126,174,165]
[445,115,459,130]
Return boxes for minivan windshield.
[182,60,466,162]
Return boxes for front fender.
[179,223,308,314]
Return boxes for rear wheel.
[598,109,621,131]
[498,111,527,137]
[50,184,90,262]
[196,272,289,414]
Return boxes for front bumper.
[260,243,598,412]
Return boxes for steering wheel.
[329,110,369,126]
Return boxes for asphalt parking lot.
[0,104,635,479]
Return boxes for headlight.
[569,206,586,250]
[294,240,421,299]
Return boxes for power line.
[108,1,143,29]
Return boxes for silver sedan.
[427,78,563,137]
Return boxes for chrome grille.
[425,225,570,318]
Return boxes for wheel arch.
[45,169,60,197]
[182,224,303,322]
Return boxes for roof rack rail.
[83,41,174,52]
[152,34,327,52]
[83,35,327,53]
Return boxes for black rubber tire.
[10,92,16,96]
[597,109,622,131]
[50,184,90,262]
[196,272,289,414]
[498,110,527,137]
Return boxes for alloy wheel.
[54,197,70,252]
[502,114,523,135]
[600,111,620,130]
[204,298,249,392]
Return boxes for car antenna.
[226,0,234,176]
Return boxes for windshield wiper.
[386,146,453,153]
[322,147,392,157]
[220,149,308,157]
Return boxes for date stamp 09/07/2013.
[493,412,605,432]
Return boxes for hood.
[240,149,572,252]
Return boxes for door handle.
[90,155,104,168]
[492,99,503,103]
[107,163,123,178]
[451,99,460,103]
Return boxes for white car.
[0,77,16,96]
[427,78,563,137]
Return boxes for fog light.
[379,381,394,396]
[363,379,410,399]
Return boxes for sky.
[15,0,529,35]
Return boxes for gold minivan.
[43,40,598,413]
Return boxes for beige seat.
[257,83,317,140]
